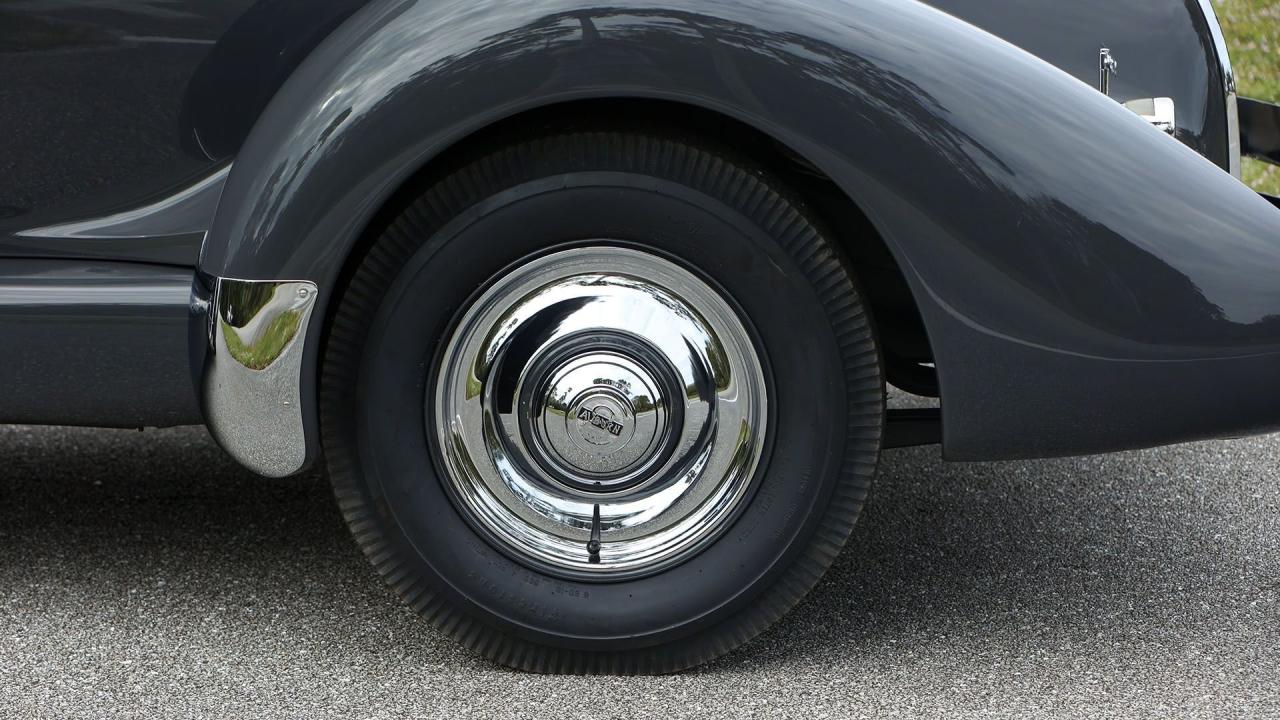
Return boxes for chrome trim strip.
[204,277,318,477]
[1196,0,1241,178]
[0,279,191,306]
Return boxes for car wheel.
[321,129,883,673]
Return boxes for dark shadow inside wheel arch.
[320,98,941,410]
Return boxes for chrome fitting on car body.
[203,277,318,477]
[1195,0,1241,177]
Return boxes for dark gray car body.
[3,0,1278,471]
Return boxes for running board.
[0,258,201,427]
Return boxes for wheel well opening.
[332,97,938,397]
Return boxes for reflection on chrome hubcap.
[434,247,767,575]
[530,350,673,489]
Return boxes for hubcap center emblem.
[565,391,635,456]
[576,405,625,441]
[530,350,669,487]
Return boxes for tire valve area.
[587,504,602,564]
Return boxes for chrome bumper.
[203,277,318,477]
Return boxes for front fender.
[201,0,1280,472]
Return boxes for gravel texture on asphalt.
[1,422,1277,719]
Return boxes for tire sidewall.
[350,172,859,650]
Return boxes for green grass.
[221,312,303,371]
[1217,0,1280,193]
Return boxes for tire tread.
[321,129,882,674]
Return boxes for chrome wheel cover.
[434,247,768,576]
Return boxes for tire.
[321,129,883,674]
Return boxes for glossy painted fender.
[200,0,1280,463]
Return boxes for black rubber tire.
[321,129,883,674]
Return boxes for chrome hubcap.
[528,349,674,490]
[434,247,767,576]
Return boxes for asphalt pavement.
[1,421,1276,719]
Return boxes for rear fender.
[200,0,1280,473]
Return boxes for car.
[4,0,1279,674]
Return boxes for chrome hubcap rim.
[434,247,767,576]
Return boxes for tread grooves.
[321,127,883,675]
